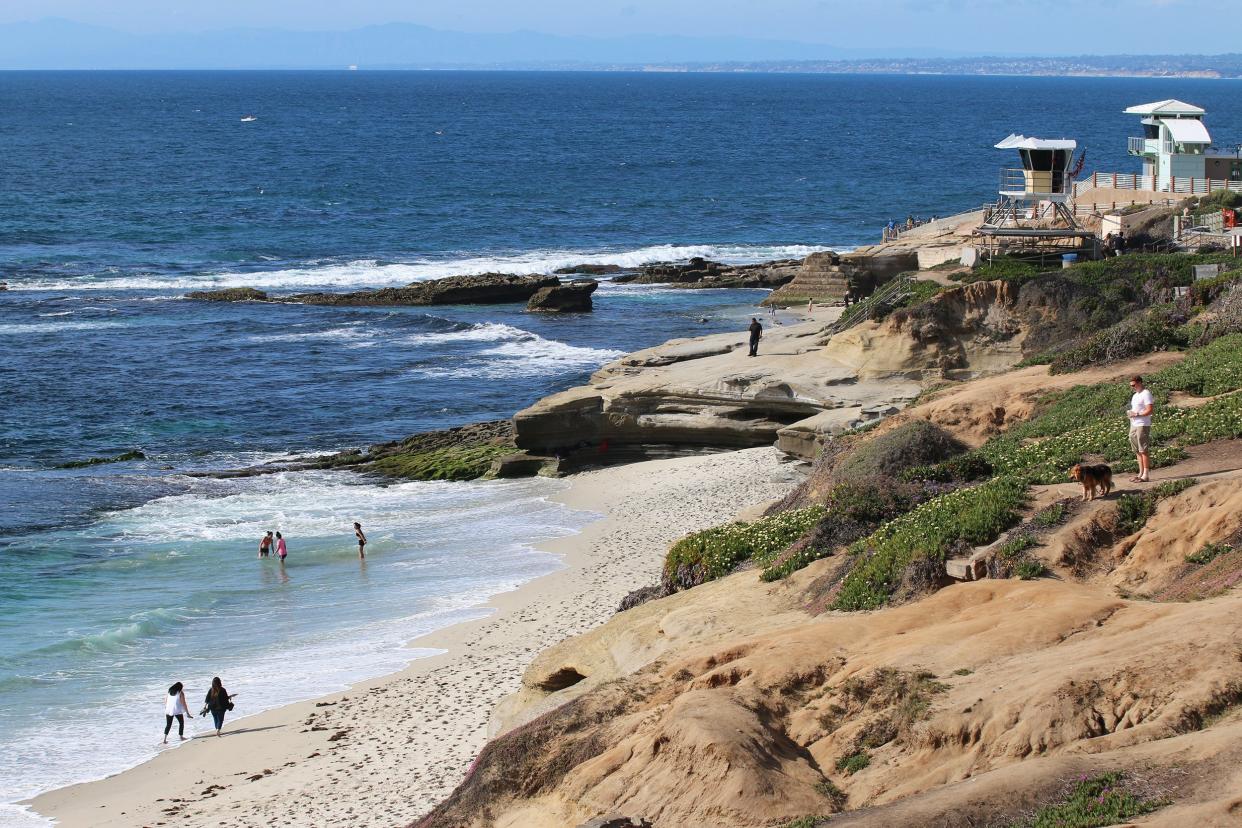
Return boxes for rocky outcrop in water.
[186,274,560,306]
[554,264,623,276]
[527,279,598,312]
[613,257,800,289]
[186,287,269,301]
[286,273,560,306]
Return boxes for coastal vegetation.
[665,321,1242,610]
[312,420,517,481]
[662,505,825,592]
[1009,772,1167,828]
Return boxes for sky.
[0,0,1229,56]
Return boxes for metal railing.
[822,274,914,339]
[1128,136,1154,155]
[1075,172,1242,195]
[999,168,1071,196]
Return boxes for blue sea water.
[2,70,1241,822]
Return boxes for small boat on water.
[240,115,257,123]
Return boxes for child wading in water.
[354,522,367,559]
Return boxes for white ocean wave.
[7,243,832,293]
[406,323,625,379]
[403,321,531,345]
[0,321,123,335]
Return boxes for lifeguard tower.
[1125,99,1242,190]
[977,134,1093,252]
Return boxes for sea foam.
[8,243,830,293]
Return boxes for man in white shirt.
[1127,375,1155,483]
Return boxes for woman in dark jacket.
[203,676,234,736]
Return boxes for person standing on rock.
[354,522,367,559]
[1127,375,1154,483]
[748,318,763,357]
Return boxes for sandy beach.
[30,447,796,828]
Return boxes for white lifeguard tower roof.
[1124,99,1205,117]
[994,134,1077,151]
[1163,118,1212,144]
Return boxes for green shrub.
[955,255,1042,284]
[835,751,870,775]
[1189,270,1242,307]
[1048,307,1188,374]
[1015,558,1047,580]
[1152,477,1197,498]
[832,420,967,484]
[997,533,1037,557]
[780,817,827,828]
[1196,189,1242,210]
[1114,478,1196,536]
[901,453,992,483]
[814,779,847,809]
[760,478,931,582]
[1186,541,1232,565]
[1011,771,1167,828]
[1154,332,1242,396]
[662,506,826,592]
[833,476,1028,610]
[1032,502,1067,528]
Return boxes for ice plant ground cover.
[662,505,826,591]
[662,328,1242,607]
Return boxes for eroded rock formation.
[527,279,598,312]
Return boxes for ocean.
[2,70,1241,825]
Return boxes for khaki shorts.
[1129,425,1151,454]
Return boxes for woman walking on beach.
[275,531,287,562]
[203,676,234,737]
[354,522,367,559]
[163,681,190,744]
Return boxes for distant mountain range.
[2,18,1240,76]
[0,18,953,70]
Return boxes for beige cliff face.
[514,276,1095,465]
[820,281,1026,381]
[512,310,925,463]
[422,460,1242,828]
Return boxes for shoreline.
[29,447,796,828]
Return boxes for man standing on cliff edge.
[748,317,763,357]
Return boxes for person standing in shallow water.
[258,531,273,558]
[275,531,287,563]
[354,522,367,559]
[163,681,190,744]
[748,317,763,357]
[203,676,234,737]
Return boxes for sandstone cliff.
[514,276,1096,466]
[422,407,1242,828]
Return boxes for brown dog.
[1069,463,1113,501]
